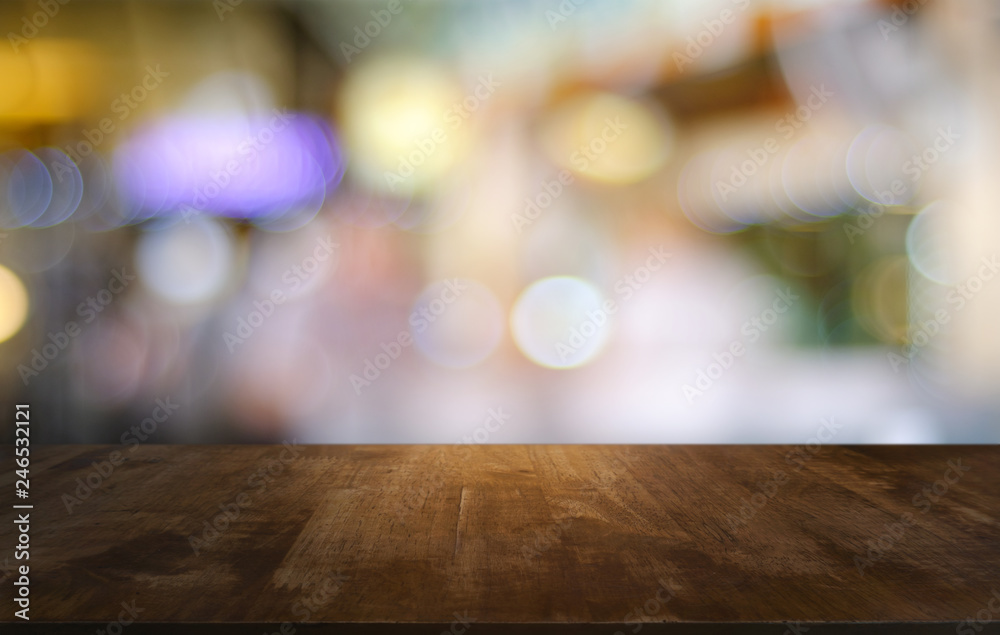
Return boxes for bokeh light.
[32,147,83,227]
[136,216,236,305]
[847,125,918,206]
[1,0,997,446]
[413,278,504,369]
[852,256,909,344]
[511,276,611,369]
[1,150,53,228]
[0,264,30,343]
[113,112,343,222]
[906,200,958,285]
[339,57,469,195]
[539,91,673,185]
[0,39,102,123]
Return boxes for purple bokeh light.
[113,111,344,222]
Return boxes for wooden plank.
[0,444,998,633]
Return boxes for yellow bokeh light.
[538,92,673,185]
[339,57,471,195]
[0,39,103,124]
[0,265,30,343]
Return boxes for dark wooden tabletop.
[1,444,998,634]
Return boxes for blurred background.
[1,0,998,444]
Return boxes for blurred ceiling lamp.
[538,91,673,185]
[339,56,470,195]
[113,113,343,223]
[0,265,29,343]
[0,39,101,124]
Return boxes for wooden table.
[2,444,998,633]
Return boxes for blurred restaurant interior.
[1,0,999,444]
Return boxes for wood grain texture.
[1,444,998,633]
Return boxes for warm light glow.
[539,92,672,185]
[0,40,102,123]
[339,57,469,194]
[0,265,30,343]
